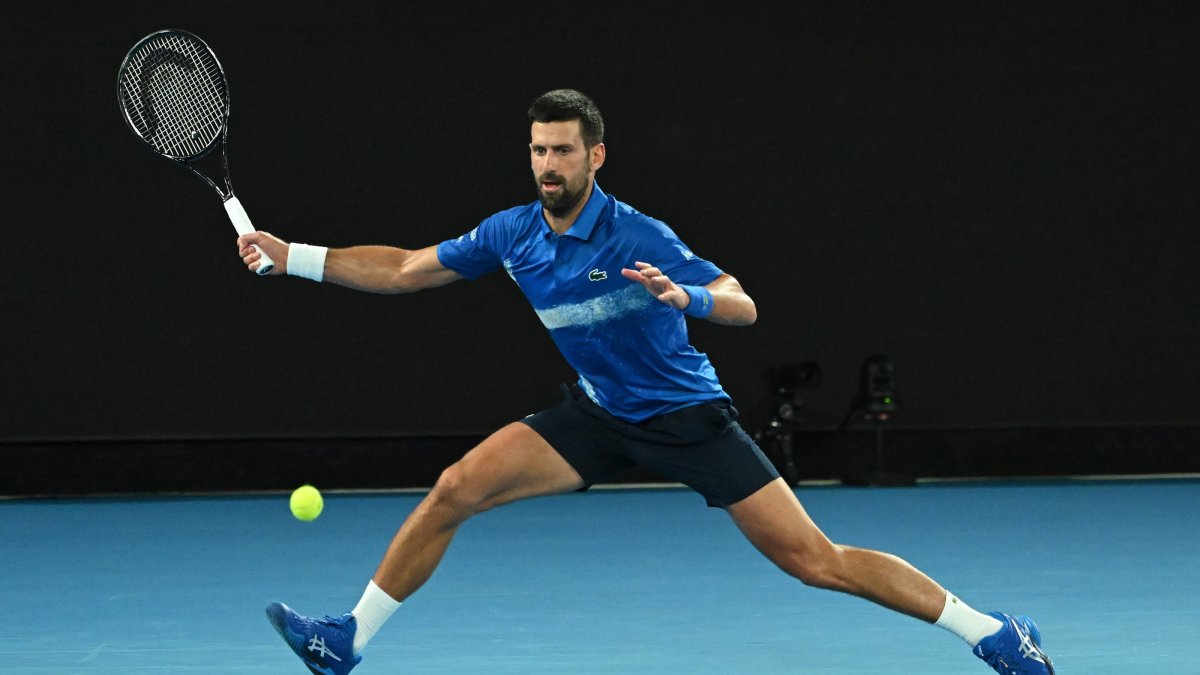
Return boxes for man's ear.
[589,143,606,171]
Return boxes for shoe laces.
[314,614,349,628]
[977,617,1047,674]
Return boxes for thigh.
[725,478,838,562]
[447,422,587,512]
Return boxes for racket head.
[117,30,229,161]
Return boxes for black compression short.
[521,384,780,508]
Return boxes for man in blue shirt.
[241,89,1053,675]
[438,179,728,421]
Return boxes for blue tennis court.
[2,478,1197,673]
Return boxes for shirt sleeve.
[635,218,724,286]
[435,213,508,281]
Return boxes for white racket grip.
[224,196,275,275]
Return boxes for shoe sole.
[1022,616,1055,675]
[1040,650,1056,675]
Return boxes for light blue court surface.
[2,480,1198,673]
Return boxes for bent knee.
[428,463,490,516]
[780,545,852,592]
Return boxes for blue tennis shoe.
[974,612,1054,674]
[266,602,362,675]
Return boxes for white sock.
[350,580,401,655]
[934,592,1004,647]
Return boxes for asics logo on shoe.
[307,635,343,662]
[1010,617,1047,664]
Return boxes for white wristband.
[287,243,328,282]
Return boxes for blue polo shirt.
[436,183,730,422]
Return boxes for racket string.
[149,35,222,155]
[120,33,226,158]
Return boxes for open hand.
[621,261,690,311]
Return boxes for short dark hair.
[527,89,605,148]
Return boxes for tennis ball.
[289,484,324,521]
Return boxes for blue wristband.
[680,285,714,318]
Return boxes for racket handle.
[224,196,276,276]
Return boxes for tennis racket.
[117,29,274,275]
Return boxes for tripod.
[838,355,913,486]
[754,362,820,486]
[839,407,914,487]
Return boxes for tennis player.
[241,89,1054,675]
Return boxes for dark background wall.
[3,3,1198,485]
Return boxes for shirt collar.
[544,181,606,241]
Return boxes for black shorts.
[521,384,780,508]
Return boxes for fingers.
[622,261,688,309]
[236,232,282,274]
[632,261,659,276]
[619,267,645,283]
[620,261,659,279]
[622,261,668,288]
[236,232,258,255]
[242,247,261,266]
[237,239,260,262]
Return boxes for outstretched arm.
[237,232,462,294]
[620,262,757,326]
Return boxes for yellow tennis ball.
[289,485,323,521]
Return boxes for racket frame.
[117,29,274,274]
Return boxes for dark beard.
[536,174,588,217]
